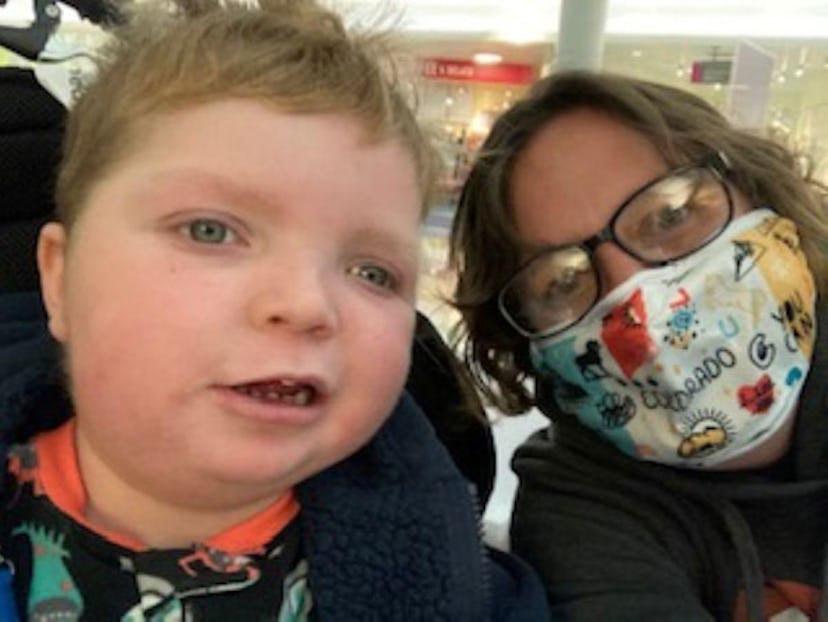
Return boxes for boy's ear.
[37,222,69,342]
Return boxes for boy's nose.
[248,265,339,337]
[593,242,648,298]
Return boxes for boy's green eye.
[186,219,236,244]
[349,263,396,290]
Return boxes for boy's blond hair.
[56,0,437,229]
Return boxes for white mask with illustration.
[531,208,816,468]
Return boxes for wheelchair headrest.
[0,66,65,292]
[0,0,118,61]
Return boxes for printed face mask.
[531,209,816,468]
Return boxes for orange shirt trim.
[33,419,300,554]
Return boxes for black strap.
[0,0,59,60]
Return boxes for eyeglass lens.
[501,166,731,337]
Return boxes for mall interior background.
[1,0,827,546]
[2,0,827,332]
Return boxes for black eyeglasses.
[498,152,734,339]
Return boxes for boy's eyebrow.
[350,226,420,263]
[144,168,272,210]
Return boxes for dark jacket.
[512,305,828,621]
[0,291,548,621]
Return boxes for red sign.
[690,60,732,84]
[421,58,537,85]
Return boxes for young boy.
[0,1,546,619]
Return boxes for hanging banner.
[421,58,538,85]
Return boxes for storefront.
[415,56,539,207]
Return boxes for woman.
[450,70,828,621]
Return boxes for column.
[553,0,609,72]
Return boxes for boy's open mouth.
[231,379,319,406]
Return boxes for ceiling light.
[473,52,503,65]
[469,112,492,135]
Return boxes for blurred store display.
[4,0,826,319]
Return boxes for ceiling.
[349,0,828,40]
[11,1,826,96]
[358,0,828,70]
[3,0,828,41]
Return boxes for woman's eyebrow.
[518,239,562,259]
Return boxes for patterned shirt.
[0,420,313,621]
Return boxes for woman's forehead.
[509,110,668,245]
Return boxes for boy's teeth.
[294,389,311,406]
[235,383,314,406]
